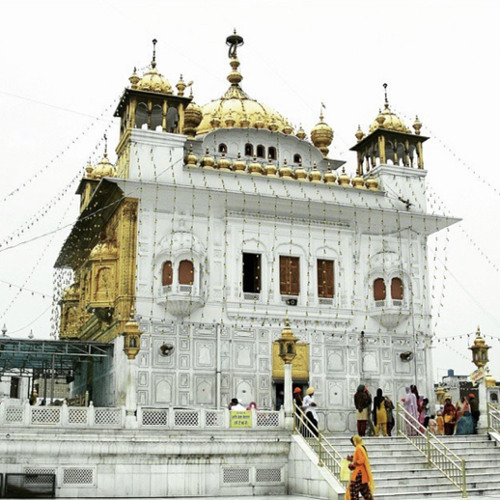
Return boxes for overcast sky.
[0,0,499,381]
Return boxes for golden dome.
[365,175,379,191]
[279,158,293,178]
[217,153,231,171]
[309,163,323,183]
[264,159,278,177]
[311,110,334,157]
[368,87,410,134]
[413,115,422,135]
[296,125,306,140]
[485,367,497,388]
[129,67,140,90]
[338,167,351,187]
[352,174,365,189]
[92,154,116,179]
[324,164,336,185]
[176,74,187,96]
[184,145,198,166]
[183,98,203,138]
[136,39,173,95]
[89,240,118,261]
[197,33,292,136]
[201,148,215,169]
[355,125,365,142]
[232,153,247,172]
[248,156,263,175]
[294,162,308,181]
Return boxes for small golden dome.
[296,125,306,140]
[311,110,334,157]
[352,174,365,189]
[224,112,236,128]
[232,153,247,172]
[294,162,308,181]
[201,148,215,169]
[279,158,294,178]
[264,159,278,177]
[309,163,323,183]
[217,153,231,171]
[365,175,379,191]
[369,87,410,134]
[338,167,351,187]
[282,124,293,135]
[413,115,422,135]
[129,67,140,90]
[184,145,198,166]
[355,125,365,142]
[248,156,263,175]
[137,64,173,94]
[90,240,118,261]
[210,115,221,128]
[324,164,337,185]
[184,98,203,138]
[92,154,116,179]
[85,162,94,179]
[197,35,292,136]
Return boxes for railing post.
[487,403,491,431]
[0,400,5,425]
[88,401,95,427]
[318,430,324,467]
[61,400,69,427]
[426,428,431,466]
[396,401,400,435]
[461,458,467,498]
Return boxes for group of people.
[293,386,319,436]
[439,393,479,435]
[354,385,395,437]
[227,398,259,411]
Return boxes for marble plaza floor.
[48,495,500,499]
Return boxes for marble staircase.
[323,434,500,499]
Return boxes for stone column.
[125,357,138,429]
[284,362,293,430]
[478,376,488,433]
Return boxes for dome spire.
[226,29,244,59]
[151,38,158,69]
[103,134,108,158]
[383,82,389,109]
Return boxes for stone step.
[375,486,500,499]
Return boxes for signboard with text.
[470,367,485,385]
[229,411,252,428]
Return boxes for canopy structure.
[0,337,113,377]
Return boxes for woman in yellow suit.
[372,388,387,436]
[346,435,375,500]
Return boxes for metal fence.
[487,402,500,433]
[396,402,467,498]
[0,400,283,430]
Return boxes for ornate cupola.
[350,84,428,176]
[114,39,193,153]
[310,108,334,157]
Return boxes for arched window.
[293,153,302,164]
[256,145,265,158]
[385,141,395,164]
[135,102,148,129]
[244,143,253,156]
[162,261,173,286]
[219,143,228,154]
[166,106,179,133]
[391,277,403,300]
[151,104,162,131]
[178,260,194,285]
[268,147,277,160]
[373,278,386,301]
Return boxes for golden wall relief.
[272,342,309,381]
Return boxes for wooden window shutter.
[373,278,386,301]
[280,256,299,295]
[391,277,404,300]
[178,260,194,285]
[317,259,334,298]
[162,261,173,286]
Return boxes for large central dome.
[197,32,293,136]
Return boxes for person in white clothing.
[302,387,319,437]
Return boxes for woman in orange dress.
[346,435,375,500]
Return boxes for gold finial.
[226,29,244,59]
[151,38,158,68]
[413,115,422,135]
[129,67,140,89]
[355,125,365,142]
[176,74,186,96]
[383,82,389,109]
[103,134,108,158]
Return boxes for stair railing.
[293,404,348,486]
[487,402,500,432]
[396,402,467,498]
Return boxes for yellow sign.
[471,367,485,385]
[272,342,309,380]
[230,411,252,428]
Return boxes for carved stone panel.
[259,376,269,390]
[233,342,255,370]
[326,349,345,372]
[138,391,148,406]
[153,374,174,404]
[194,340,215,369]
[259,358,270,372]
[179,354,190,369]
[362,351,379,373]
[138,371,149,387]
[195,376,215,405]
[327,380,345,408]
[235,378,255,405]
[179,373,190,388]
